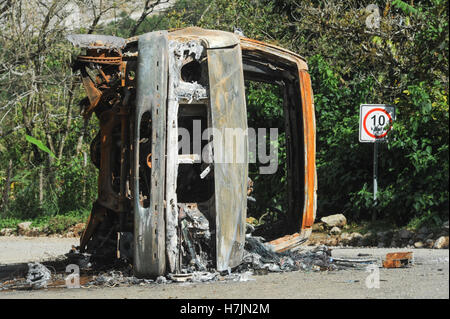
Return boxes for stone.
[425,239,435,248]
[376,231,393,245]
[414,241,424,248]
[320,214,347,228]
[433,236,449,249]
[441,221,449,235]
[312,222,324,232]
[71,223,86,236]
[0,228,13,236]
[398,229,414,240]
[360,231,375,246]
[17,222,32,235]
[418,226,429,234]
[327,237,339,246]
[340,232,352,246]
[27,227,41,237]
[415,233,427,241]
[350,232,363,246]
[330,226,341,235]
[443,221,449,230]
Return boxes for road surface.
[0,236,448,299]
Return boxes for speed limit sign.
[359,104,395,143]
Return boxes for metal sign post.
[359,104,395,221]
[373,140,379,221]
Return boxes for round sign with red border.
[359,105,395,142]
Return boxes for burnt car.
[68,27,317,278]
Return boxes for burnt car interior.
[67,27,316,278]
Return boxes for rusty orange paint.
[268,233,301,253]
[298,70,316,231]
[146,153,152,168]
[383,252,413,268]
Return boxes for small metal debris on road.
[26,262,51,288]
[382,252,413,268]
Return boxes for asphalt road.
[0,237,448,299]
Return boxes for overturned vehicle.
[68,27,317,278]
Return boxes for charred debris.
[0,239,380,291]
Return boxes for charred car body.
[68,27,317,278]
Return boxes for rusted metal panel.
[240,39,317,243]
[207,44,248,271]
[298,70,317,236]
[169,27,240,49]
[383,252,413,268]
[133,31,168,277]
[267,233,304,253]
[67,34,126,50]
[239,38,308,71]
[97,109,120,211]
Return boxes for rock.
[360,231,376,247]
[17,222,32,235]
[0,228,13,236]
[312,222,324,232]
[425,239,435,248]
[415,233,427,241]
[350,232,363,246]
[433,236,449,249]
[443,220,449,229]
[418,226,429,234]
[327,237,339,246]
[425,233,435,240]
[27,227,41,237]
[397,229,414,240]
[71,223,86,236]
[414,241,424,248]
[442,221,449,235]
[376,231,393,246]
[330,226,341,235]
[340,232,352,246]
[320,214,347,228]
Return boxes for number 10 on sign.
[359,104,395,220]
[359,104,395,143]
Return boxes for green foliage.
[0,217,23,229]
[245,82,287,219]
[25,135,56,159]
[0,210,90,233]
[45,210,90,234]
[1,0,448,231]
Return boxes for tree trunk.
[1,159,13,213]
[39,166,44,207]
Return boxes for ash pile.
[64,231,377,288]
[63,206,378,287]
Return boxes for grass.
[0,210,90,234]
[341,219,400,235]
